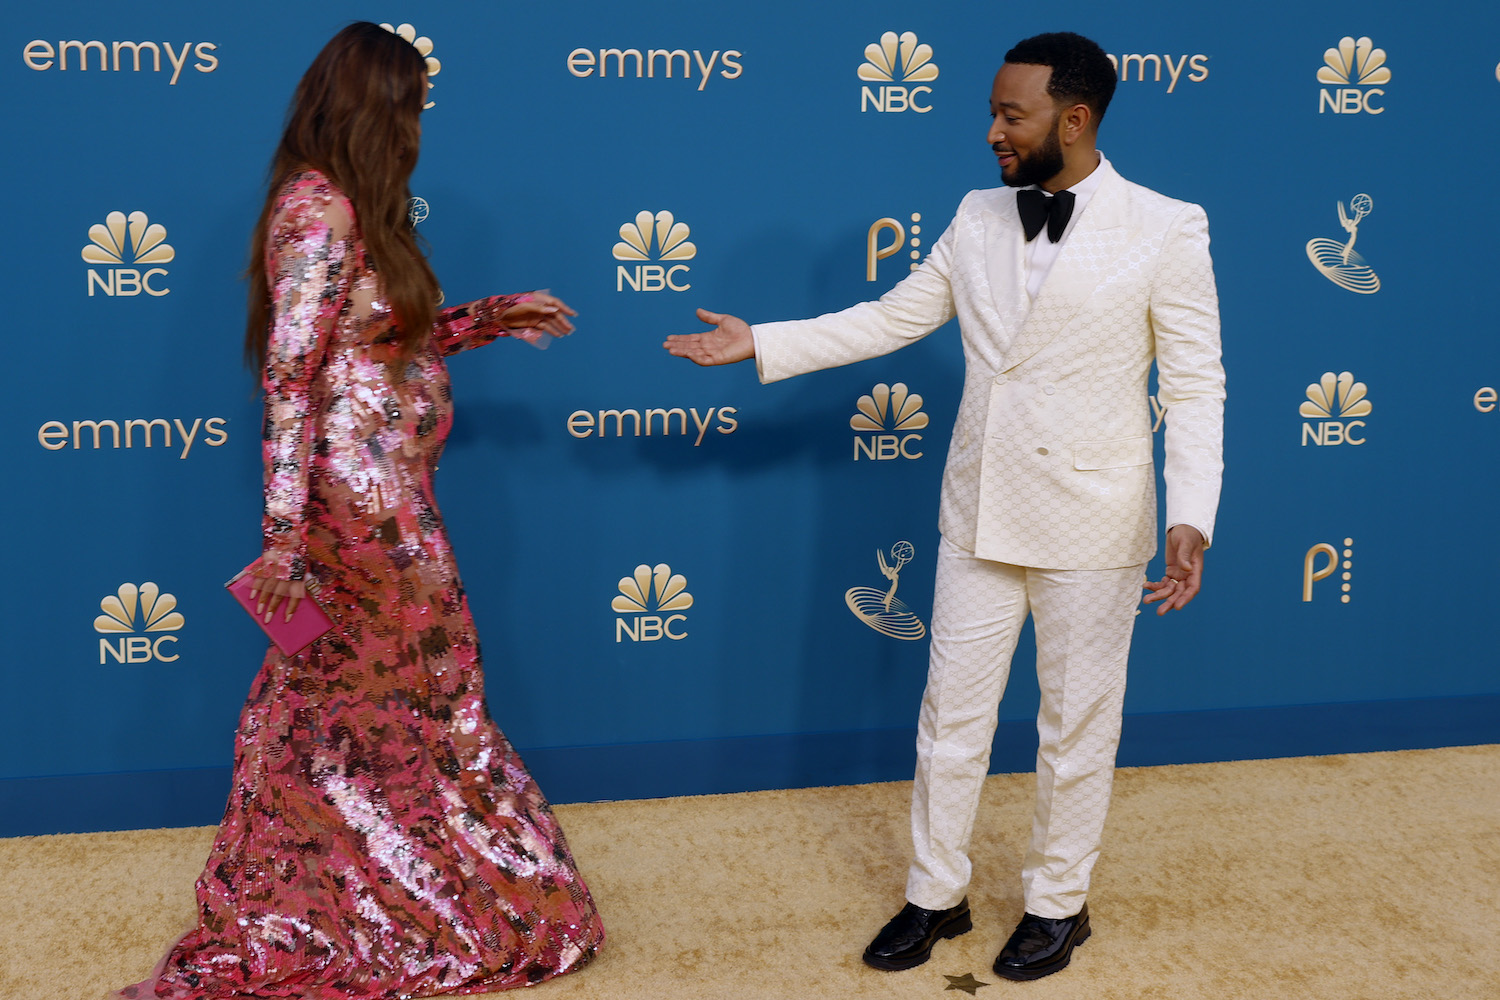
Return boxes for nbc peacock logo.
[83,211,173,297]
[852,382,928,461]
[613,211,696,292]
[613,563,693,642]
[1317,36,1389,114]
[846,541,926,640]
[95,582,184,664]
[380,22,440,109]
[1300,371,1372,447]
[859,30,938,113]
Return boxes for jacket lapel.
[1001,164,1128,374]
[980,190,1030,340]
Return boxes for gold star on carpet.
[943,972,989,995]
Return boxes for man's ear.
[1060,102,1093,146]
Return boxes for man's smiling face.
[988,62,1066,189]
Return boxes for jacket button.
[1044,385,1056,395]
[994,374,1008,386]
[1037,447,1049,456]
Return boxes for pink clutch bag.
[225,566,334,656]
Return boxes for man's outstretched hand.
[663,308,755,366]
[1142,524,1206,616]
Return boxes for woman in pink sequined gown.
[120,23,603,999]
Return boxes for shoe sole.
[862,912,973,972]
[991,920,1091,981]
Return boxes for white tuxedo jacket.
[754,161,1224,570]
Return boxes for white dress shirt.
[1021,151,1107,300]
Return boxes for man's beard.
[999,121,1065,188]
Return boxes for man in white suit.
[664,32,1223,981]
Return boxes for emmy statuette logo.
[859,31,938,113]
[1318,36,1389,114]
[868,214,928,280]
[614,563,693,642]
[1306,193,1380,294]
[614,211,696,292]
[83,211,173,297]
[846,541,927,640]
[1303,539,1354,604]
[407,196,429,227]
[852,383,928,461]
[381,24,440,109]
[95,582,184,663]
[1300,372,1372,446]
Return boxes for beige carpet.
[2,746,1497,1000]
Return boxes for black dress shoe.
[992,903,1091,981]
[862,897,972,971]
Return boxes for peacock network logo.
[846,540,926,640]
[1306,193,1380,294]
[852,383,927,460]
[380,22,440,109]
[614,211,696,292]
[83,211,173,297]
[1300,371,1371,447]
[613,563,693,642]
[1303,538,1354,604]
[1317,36,1390,114]
[859,31,938,113]
[95,582,184,663]
[867,213,930,280]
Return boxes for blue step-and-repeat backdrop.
[3,0,1498,836]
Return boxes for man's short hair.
[1004,32,1117,125]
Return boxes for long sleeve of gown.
[260,184,352,580]
[431,293,538,355]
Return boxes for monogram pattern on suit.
[755,159,1224,572]
[907,539,1142,917]
[753,157,1225,918]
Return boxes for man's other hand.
[1142,524,1206,615]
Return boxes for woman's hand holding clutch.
[245,561,308,624]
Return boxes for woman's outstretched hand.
[663,308,755,366]
[501,291,577,338]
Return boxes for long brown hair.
[245,22,438,368]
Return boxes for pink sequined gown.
[121,170,604,999]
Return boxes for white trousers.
[905,535,1144,919]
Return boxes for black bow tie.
[1017,188,1076,243]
